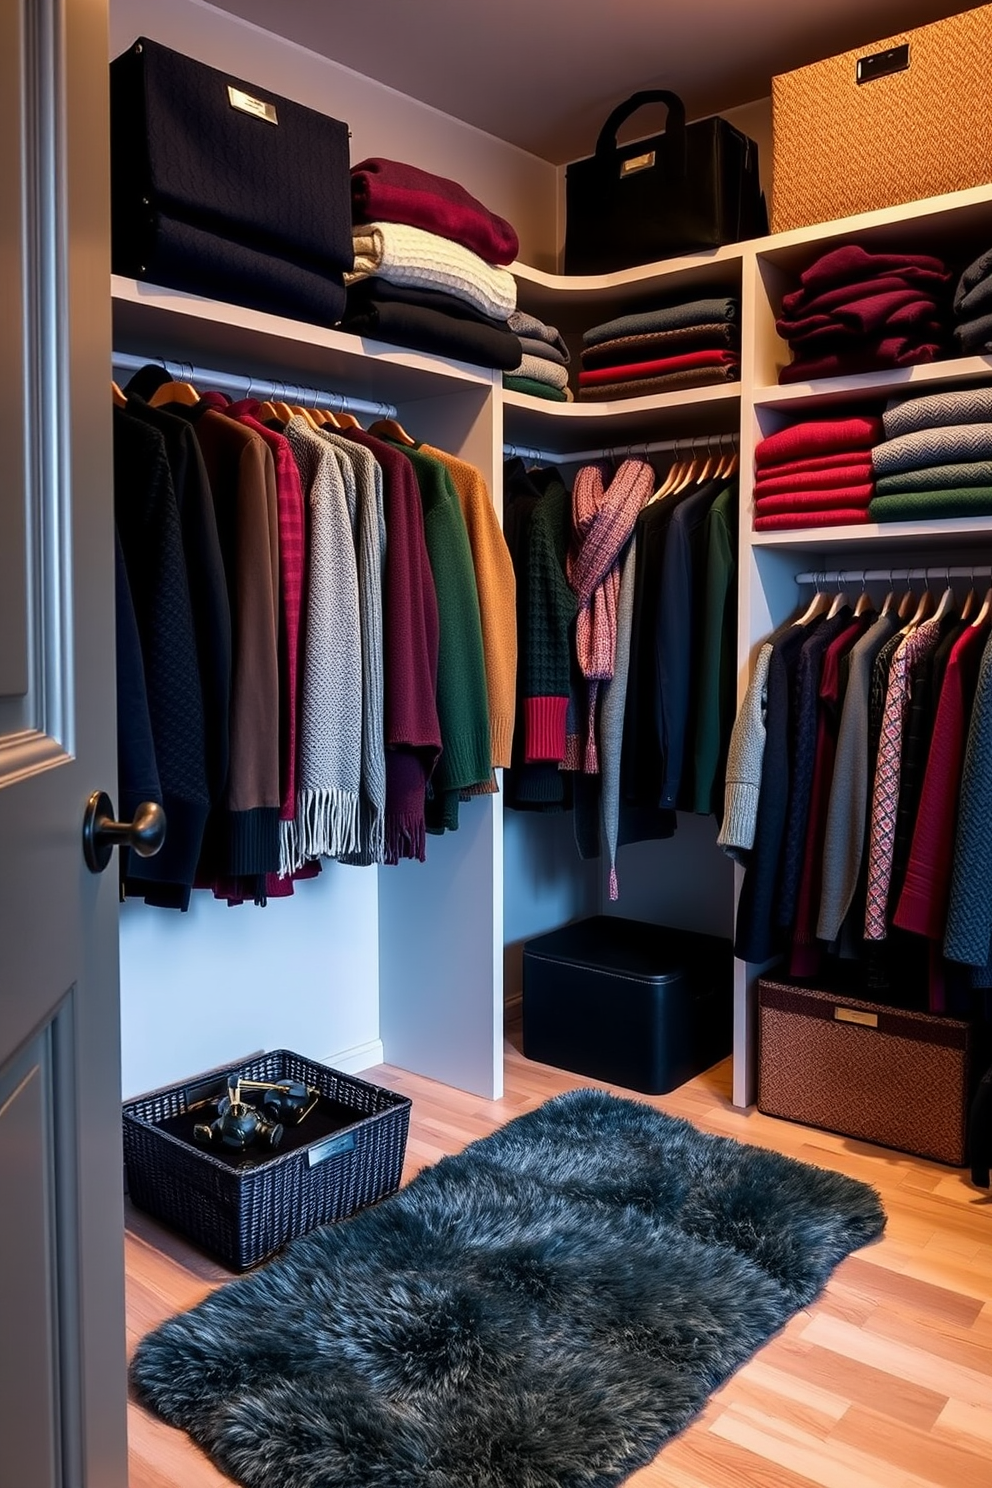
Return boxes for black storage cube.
[122,1050,411,1271]
[522,917,733,1095]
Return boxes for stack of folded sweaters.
[343,158,522,370]
[577,297,740,402]
[752,415,883,530]
[504,310,572,401]
[776,245,952,385]
[953,246,992,354]
[870,385,992,522]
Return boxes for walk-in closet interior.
[110,0,992,1115]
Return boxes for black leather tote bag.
[110,38,353,325]
[564,90,767,275]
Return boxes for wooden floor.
[126,1016,992,1488]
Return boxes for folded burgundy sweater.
[351,157,519,265]
[778,291,945,342]
[580,322,738,369]
[578,347,738,387]
[782,270,952,320]
[754,507,871,531]
[780,338,943,383]
[753,485,874,515]
[755,417,883,468]
[784,245,949,301]
[754,462,873,496]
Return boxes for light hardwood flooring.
[126,1015,992,1488]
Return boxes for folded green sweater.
[869,485,992,521]
[503,375,568,402]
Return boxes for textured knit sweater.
[717,641,773,862]
[347,222,517,320]
[420,444,517,769]
[872,424,992,476]
[319,430,387,867]
[600,535,638,900]
[284,419,363,867]
[691,483,737,816]
[816,613,899,943]
[523,478,578,763]
[351,157,519,265]
[583,298,738,347]
[883,385,992,438]
[875,459,992,495]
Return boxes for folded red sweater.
[754,462,873,497]
[760,450,875,480]
[754,485,874,515]
[781,270,952,320]
[578,348,738,387]
[754,508,871,531]
[351,157,519,265]
[755,417,883,468]
[787,245,948,299]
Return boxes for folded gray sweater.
[507,310,569,361]
[583,298,739,347]
[872,423,992,476]
[884,386,992,438]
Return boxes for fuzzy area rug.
[130,1089,885,1488]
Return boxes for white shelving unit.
[113,176,992,1110]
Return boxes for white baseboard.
[323,1038,385,1075]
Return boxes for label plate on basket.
[307,1129,356,1167]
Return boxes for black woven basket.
[122,1050,411,1271]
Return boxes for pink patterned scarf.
[566,458,654,771]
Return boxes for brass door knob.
[82,791,167,873]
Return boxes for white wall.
[109,0,559,269]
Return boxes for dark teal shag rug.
[130,1089,885,1487]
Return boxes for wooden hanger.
[369,416,416,446]
[333,410,362,430]
[826,589,849,619]
[901,584,934,634]
[932,580,957,625]
[696,440,717,485]
[670,440,701,496]
[794,586,831,627]
[649,444,682,503]
[960,587,976,622]
[111,381,127,408]
[148,363,199,407]
[971,586,992,628]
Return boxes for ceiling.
[210,0,973,162]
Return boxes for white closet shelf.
[750,514,992,550]
[754,182,992,273]
[511,247,743,330]
[111,276,496,405]
[502,384,739,453]
[752,356,992,412]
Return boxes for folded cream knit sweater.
[347,222,517,321]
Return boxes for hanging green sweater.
[690,483,738,815]
[386,443,491,832]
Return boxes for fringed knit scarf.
[566,458,654,772]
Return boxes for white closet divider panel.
[377,385,503,1099]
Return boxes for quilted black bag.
[564,89,767,275]
[110,38,352,326]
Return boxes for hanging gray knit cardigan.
[716,641,773,863]
[599,534,637,900]
[283,419,363,869]
[319,430,387,868]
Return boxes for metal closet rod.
[795,565,992,586]
[111,352,398,421]
[503,432,738,466]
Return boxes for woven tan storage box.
[771,6,992,232]
[757,980,973,1166]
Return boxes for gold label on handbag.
[834,1006,879,1028]
[227,85,278,125]
[620,150,655,177]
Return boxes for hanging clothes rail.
[111,352,399,421]
[502,432,738,466]
[795,565,992,586]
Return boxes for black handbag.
[564,90,767,275]
[110,38,353,326]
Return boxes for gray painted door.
[0,0,128,1484]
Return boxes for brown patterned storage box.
[758,981,972,1165]
[771,6,992,232]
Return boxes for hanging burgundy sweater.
[343,428,442,863]
[755,417,884,468]
[893,623,987,940]
[351,157,519,266]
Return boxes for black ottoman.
[522,916,733,1095]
